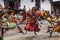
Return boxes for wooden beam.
[31,0,33,2]
[42,0,45,3]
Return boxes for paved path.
[3,20,60,40]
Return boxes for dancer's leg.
[17,26,24,34]
[34,31,37,35]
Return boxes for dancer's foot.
[3,28,9,33]
[34,32,37,35]
[24,30,27,34]
[19,31,25,34]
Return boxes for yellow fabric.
[53,25,60,32]
[51,15,55,21]
[47,15,55,21]
[47,17,51,21]
[11,12,14,15]
[41,11,47,17]
[2,14,6,18]
[31,20,35,23]
[41,11,43,16]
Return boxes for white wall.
[41,0,51,14]
[0,0,4,8]
[0,0,35,11]
[53,0,60,2]
[20,0,35,11]
[20,0,51,14]
[0,0,51,14]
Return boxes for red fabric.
[24,18,40,32]
[6,13,9,17]
[25,22,40,32]
[12,19,17,24]
[21,12,26,22]
[37,11,42,16]
[18,17,20,20]
[21,12,30,22]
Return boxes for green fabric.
[8,22,16,28]
[3,37,8,40]
[2,18,7,22]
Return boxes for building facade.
[0,0,57,14]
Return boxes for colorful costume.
[25,16,40,32]
[40,11,47,19]
[53,21,60,32]
[12,18,17,24]
[37,11,42,16]
[21,11,30,23]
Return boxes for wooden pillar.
[35,0,40,10]
[42,0,45,3]
[4,0,21,8]
[31,0,33,2]
[16,0,21,7]
[4,0,7,7]
[19,0,21,6]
